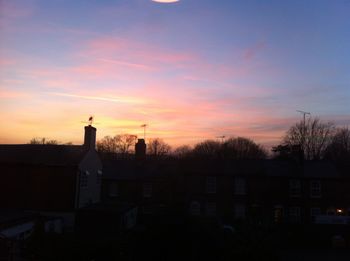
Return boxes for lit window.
[336,208,344,216]
[190,201,201,216]
[109,183,118,197]
[310,180,321,198]
[234,177,246,195]
[234,204,246,219]
[206,202,216,216]
[289,207,301,223]
[289,179,301,197]
[143,183,152,198]
[206,176,216,194]
[80,171,88,187]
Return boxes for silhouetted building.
[182,159,350,225]
[101,159,183,224]
[0,125,102,229]
[135,138,146,160]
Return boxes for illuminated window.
[289,179,301,197]
[310,180,321,198]
[234,177,246,195]
[206,176,216,194]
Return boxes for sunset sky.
[1,0,350,148]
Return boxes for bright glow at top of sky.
[1,0,350,147]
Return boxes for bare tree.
[97,134,137,154]
[173,145,192,158]
[325,127,350,162]
[282,117,335,160]
[97,135,119,153]
[223,137,267,159]
[192,140,221,158]
[29,138,58,145]
[147,138,171,157]
[116,134,137,154]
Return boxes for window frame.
[310,180,321,198]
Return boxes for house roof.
[102,159,179,180]
[0,210,38,231]
[0,144,87,166]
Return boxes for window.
[190,201,201,216]
[206,176,216,194]
[310,207,321,217]
[80,171,88,187]
[109,183,118,197]
[289,179,301,197]
[274,205,283,223]
[143,182,152,198]
[310,180,321,198]
[289,207,301,223]
[234,204,246,219]
[206,202,216,216]
[234,177,246,195]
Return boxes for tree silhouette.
[325,127,350,162]
[280,117,335,160]
[29,138,58,145]
[222,137,267,159]
[147,138,171,157]
[97,134,137,155]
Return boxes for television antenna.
[216,135,226,143]
[141,124,148,140]
[296,110,311,124]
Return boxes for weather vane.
[81,115,95,126]
[88,115,94,126]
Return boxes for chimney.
[135,139,146,159]
[84,125,96,150]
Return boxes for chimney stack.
[84,125,96,150]
[135,139,146,159]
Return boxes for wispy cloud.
[48,92,149,105]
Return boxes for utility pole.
[296,110,311,152]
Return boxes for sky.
[1,0,350,148]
